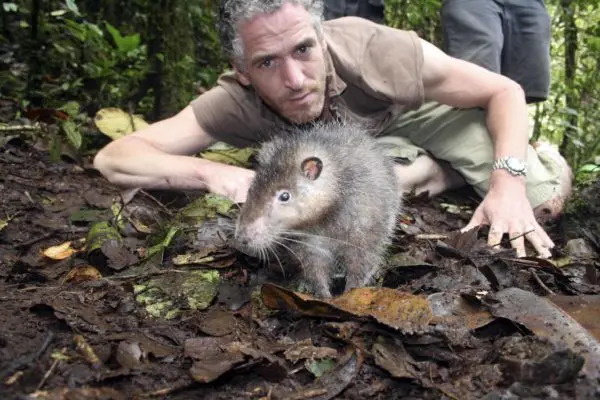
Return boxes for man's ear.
[233,65,251,86]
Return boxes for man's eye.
[260,59,273,68]
[297,46,310,54]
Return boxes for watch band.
[492,156,528,177]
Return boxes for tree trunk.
[558,0,578,164]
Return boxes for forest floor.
[0,126,599,400]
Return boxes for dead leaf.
[94,108,149,140]
[74,334,103,370]
[283,339,338,363]
[427,292,495,330]
[261,284,433,334]
[489,288,600,384]
[184,337,247,383]
[331,287,433,334]
[199,144,256,168]
[42,241,79,260]
[197,309,237,337]
[372,336,419,380]
[62,265,102,284]
[274,347,362,400]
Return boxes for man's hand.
[461,176,554,258]
[208,165,256,203]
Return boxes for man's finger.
[525,229,552,259]
[461,207,485,233]
[487,222,506,249]
[525,222,554,258]
[537,224,555,250]
[508,229,526,258]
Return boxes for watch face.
[506,157,525,172]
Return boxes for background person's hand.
[461,179,554,258]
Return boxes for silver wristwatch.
[492,156,528,177]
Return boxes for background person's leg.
[440,0,504,72]
[502,0,552,103]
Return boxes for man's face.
[235,2,328,125]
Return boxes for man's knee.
[394,155,466,197]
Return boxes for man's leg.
[376,134,466,196]
[378,102,572,220]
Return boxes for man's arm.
[93,105,255,203]
[418,39,554,258]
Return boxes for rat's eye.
[277,191,291,203]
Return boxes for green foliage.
[1,0,597,176]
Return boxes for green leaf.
[3,3,18,12]
[105,22,141,53]
[65,0,80,15]
[49,133,62,162]
[305,358,335,377]
[85,221,123,254]
[146,226,182,261]
[62,120,82,150]
[579,164,600,173]
[59,101,81,117]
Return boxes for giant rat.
[232,120,402,298]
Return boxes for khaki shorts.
[376,101,563,209]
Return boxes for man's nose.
[281,59,304,91]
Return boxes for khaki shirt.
[190,16,425,148]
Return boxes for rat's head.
[232,140,338,256]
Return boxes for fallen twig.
[415,234,449,240]
[36,347,67,390]
[529,267,555,295]
[0,331,54,382]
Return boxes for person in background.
[440,0,551,104]
[323,0,385,24]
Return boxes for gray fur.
[232,120,402,298]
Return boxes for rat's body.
[232,120,401,298]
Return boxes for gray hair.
[217,0,325,70]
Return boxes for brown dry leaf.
[427,292,495,330]
[261,283,358,320]
[331,287,433,334]
[62,265,102,285]
[185,336,246,383]
[371,336,419,380]
[273,346,362,400]
[489,287,600,389]
[261,284,433,334]
[42,241,79,260]
[283,339,338,363]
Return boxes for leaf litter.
[0,135,599,400]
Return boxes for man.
[441,0,551,104]
[93,0,571,259]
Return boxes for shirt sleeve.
[189,73,274,148]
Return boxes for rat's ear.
[301,157,323,180]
